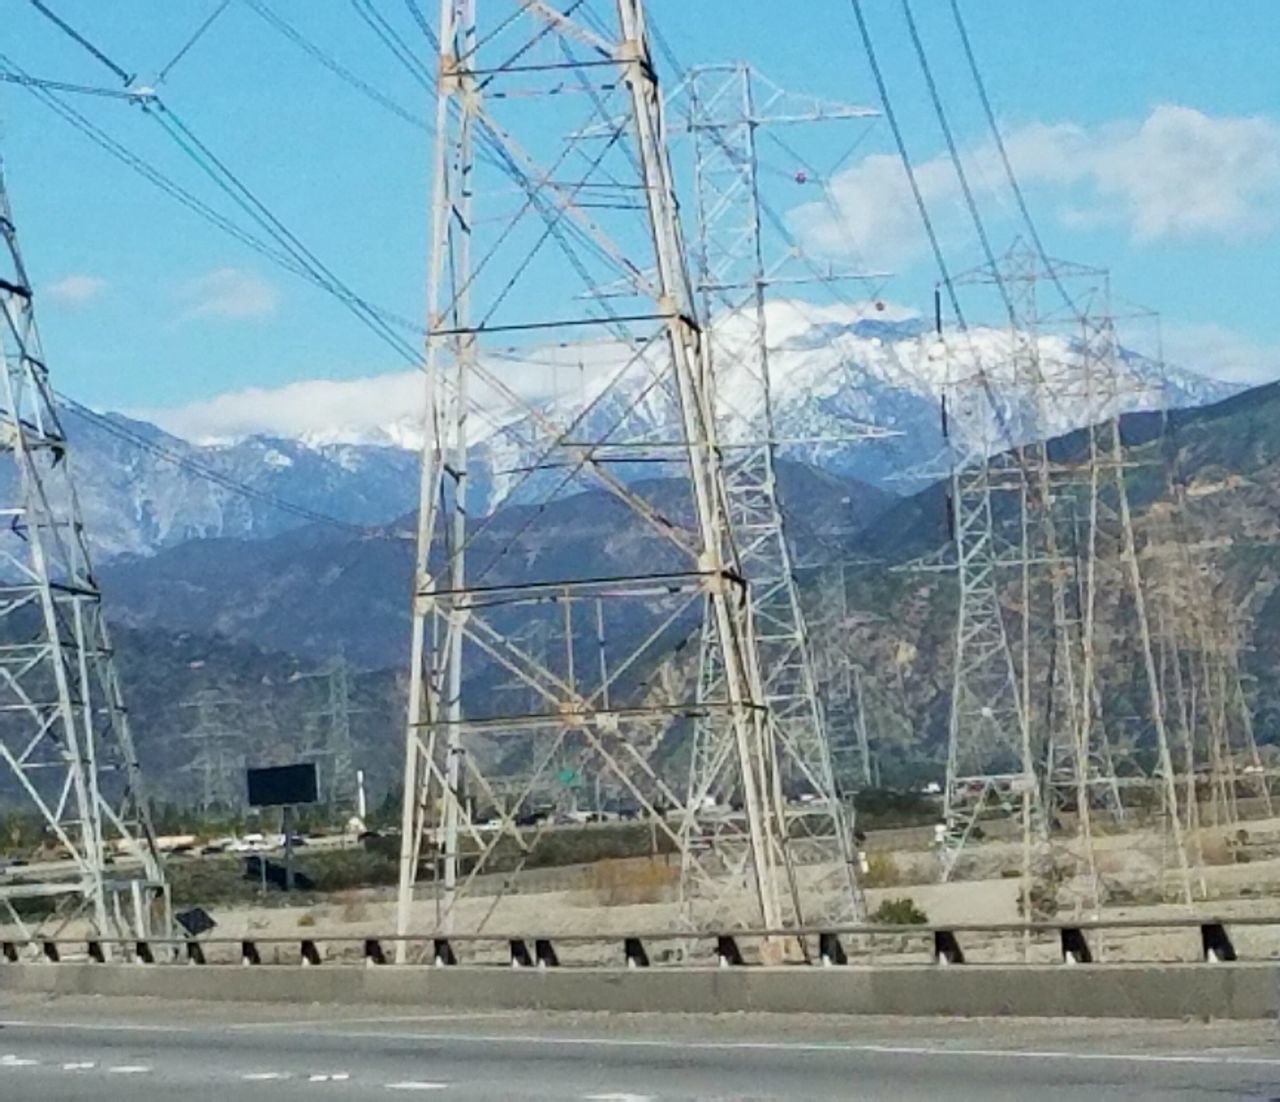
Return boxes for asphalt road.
[1,995,1278,1099]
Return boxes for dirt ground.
[181,814,1280,965]
[10,815,1280,965]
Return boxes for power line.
[242,0,429,132]
[944,0,1078,319]
[899,0,1016,329]
[26,0,133,86]
[0,71,145,100]
[348,0,431,89]
[156,0,232,86]
[2,27,625,474]
[845,0,1018,455]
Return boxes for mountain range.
[38,315,1238,563]
[0,315,1260,810]
[80,375,1280,807]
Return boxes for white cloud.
[131,301,922,445]
[178,267,280,320]
[45,274,107,304]
[129,339,644,445]
[1161,322,1280,386]
[134,371,425,445]
[1090,107,1280,241]
[790,106,1280,263]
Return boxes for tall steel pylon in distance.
[396,0,791,956]
[936,296,1036,883]
[301,649,359,814]
[674,63,878,923]
[179,690,246,818]
[0,158,166,943]
[939,243,1196,912]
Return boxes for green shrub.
[870,896,928,925]
[861,851,899,888]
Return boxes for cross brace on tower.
[0,155,166,945]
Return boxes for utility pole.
[397,0,792,957]
[0,156,165,944]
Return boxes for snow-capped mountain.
[467,309,1240,507]
[38,310,1240,560]
[10,412,421,560]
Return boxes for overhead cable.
[26,0,133,86]
[945,0,1078,319]
[56,393,369,535]
[845,0,1017,454]
[156,0,232,86]
[242,0,428,132]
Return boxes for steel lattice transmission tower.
[937,313,1037,881]
[396,0,793,954]
[0,158,166,941]
[301,649,359,813]
[939,244,1195,910]
[674,63,878,923]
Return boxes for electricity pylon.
[674,63,877,923]
[301,649,360,812]
[936,300,1037,883]
[179,691,245,817]
[0,157,166,943]
[396,0,792,956]
[941,243,1194,910]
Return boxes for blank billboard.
[246,762,319,808]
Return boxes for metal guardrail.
[0,915,1270,969]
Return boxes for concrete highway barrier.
[2,960,1276,1019]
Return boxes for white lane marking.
[2,1020,194,1035]
[243,1071,293,1081]
[0,1054,39,1067]
[330,1031,1280,1069]
[4,1018,1276,1071]
[584,1094,654,1101]
[229,1013,514,1031]
[385,1084,449,1092]
[63,1062,97,1071]
[309,1072,352,1082]
[109,1065,153,1074]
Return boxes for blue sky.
[2,1,1277,439]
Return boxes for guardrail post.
[87,940,105,964]
[241,940,261,966]
[624,937,649,968]
[509,939,533,968]
[534,938,559,968]
[819,932,847,966]
[41,941,59,963]
[301,939,321,966]
[1060,927,1092,964]
[364,939,387,966]
[2,941,17,963]
[433,938,456,966]
[185,940,206,965]
[716,935,744,967]
[1201,922,1237,962]
[933,930,964,965]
